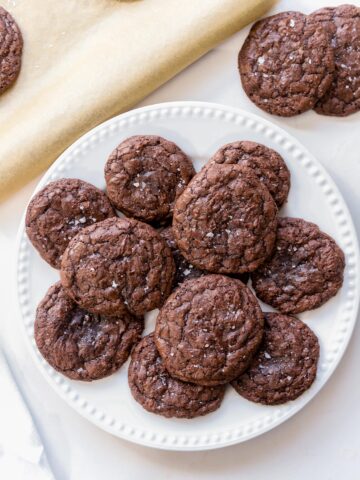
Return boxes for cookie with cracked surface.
[128,334,226,418]
[173,164,277,274]
[25,178,116,269]
[155,275,264,386]
[208,141,290,208]
[311,4,360,116]
[232,312,319,405]
[35,282,143,381]
[104,135,195,223]
[239,11,334,116]
[251,217,345,314]
[160,226,249,288]
[60,217,175,316]
[0,6,23,94]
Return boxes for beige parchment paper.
[0,0,276,201]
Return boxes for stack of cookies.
[27,134,345,419]
[239,5,360,117]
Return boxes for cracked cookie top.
[160,226,249,291]
[0,6,23,94]
[60,217,175,316]
[128,334,225,418]
[35,282,143,381]
[311,4,360,116]
[155,275,264,386]
[251,217,345,314]
[232,312,319,405]
[173,164,277,274]
[105,135,195,223]
[239,11,334,116]
[26,178,116,269]
[208,141,290,208]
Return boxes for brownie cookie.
[239,11,334,116]
[173,164,277,274]
[0,7,23,94]
[155,275,264,386]
[105,135,195,223]
[209,141,290,208]
[160,226,249,287]
[128,334,226,418]
[60,217,175,316]
[159,226,204,287]
[251,217,345,314]
[311,5,360,116]
[232,312,319,405]
[35,282,143,381]
[26,178,116,269]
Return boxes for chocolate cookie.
[60,217,175,316]
[251,217,345,314]
[26,178,116,269]
[105,135,195,223]
[160,226,249,287]
[209,141,290,208]
[128,334,226,418]
[159,226,204,287]
[35,282,143,381]
[155,275,264,386]
[239,11,334,116]
[0,7,23,94]
[311,5,360,116]
[232,312,319,405]
[173,164,277,274]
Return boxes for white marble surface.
[0,0,359,478]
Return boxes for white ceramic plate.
[16,102,359,451]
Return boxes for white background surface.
[0,0,359,478]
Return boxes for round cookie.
[173,164,278,274]
[251,217,345,314]
[35,282,143,381]
[0,7,23,94]
[104,135,195,223]
[159,226,204,287]
[209,141,290,208]
[128,334,226,418]
[239,11,334,116]
[26,178,116,269]
[232,312,319,405]
[311,5,360,116]
[60,217,175,316]
[155,274,264,386]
